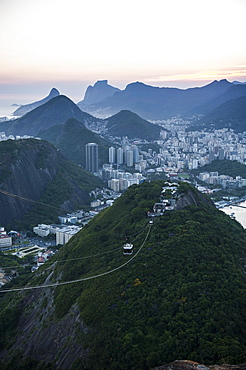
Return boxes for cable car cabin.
[123,243,133,255]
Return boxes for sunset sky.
[0,0,245,106]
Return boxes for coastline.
[221,200,246,228]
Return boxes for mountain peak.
[48,87,60,97]
[78,80,121,106]
[94,80,109,86]
[6,94,93,136]
[13,88,60,117]
[210,79,231,85]
[125,81,150,90]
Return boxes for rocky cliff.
[0,138,102,227]
[174,188,215,210]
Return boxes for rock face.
[78,80,120,107]
[76,79,239,120]
[12,289,87,369]
[0,138,100,226]
[174,189,215,210]
[13,88,60,116]
[0,139,60,225]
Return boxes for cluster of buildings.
[0,131,39,141]
[33,189,120,245]
[33,223,82,245]
[102,166,145,191]
[85,118,246,182]
[153,124,246,172]
[85,125,246,192]
[198,172,246,190]
[147,182,179,217]
[108,144,140,167]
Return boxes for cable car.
[123,243,133,255]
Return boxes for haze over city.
[0,0,245,106]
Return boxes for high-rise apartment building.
[126,149,133,167]
[109,147,116,163]
[86,143,99,173]
[132,145,139,164]
[117,147,124,165]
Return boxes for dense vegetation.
[0,140,19,183]
[0,95,95,136]
[105,110,161,140]
[53,183,246,368]
[39,118,111,167]
[19,159,104,230]
[1,181,246,369]
[191,159,246,199]
[197,96,246,132]
[0,138,104,229]
[192,159,246,179]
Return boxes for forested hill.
[0,181,246,369]
[104,110,161,140]
[192,159,246,178]
[0,138,103,228]
[39,118,111,167]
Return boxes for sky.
[0,0,246,107]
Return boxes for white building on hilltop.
[0,227,12,249]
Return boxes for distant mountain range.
[13,88,60,116]
[190,95,246,132]
[78,80,121,108]
[76,79,246,120]
[0,95,96,137]
[4,79,246,124]
[0,95,162,144]
[2,79,246,141]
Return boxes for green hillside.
[190,96,246,132]
[39,118,111,167]
[1,182,246,369]
[0,95,95,137]
[20,158,104,229]
[192,159,246,178]
[0,138,103,228]
[105,110,161,140]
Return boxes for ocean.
[0,102,17,118]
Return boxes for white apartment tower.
[109,147,116,163]
[126,149,134,167]
[117,147,124,165]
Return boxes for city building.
[117,147,124,165]
[56,226,82,245]
[109,146,116,164]
[0,227,12,249]
[126,149,133,167]
[86,143,99,173]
